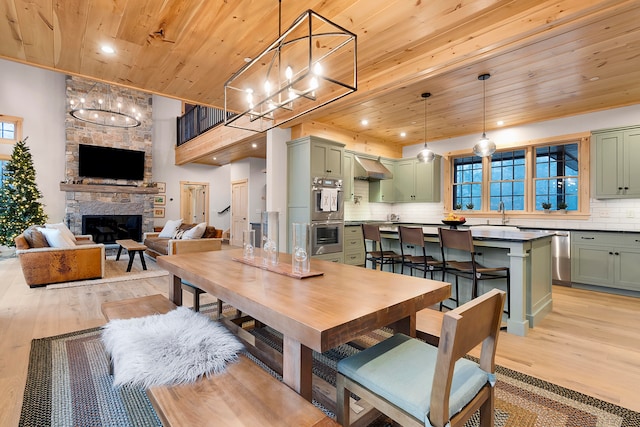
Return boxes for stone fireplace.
[62,75,155,238]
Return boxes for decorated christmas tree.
[0,137,47,246]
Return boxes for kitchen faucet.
[498,200,508,225]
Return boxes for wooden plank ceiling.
[1,0,640,165]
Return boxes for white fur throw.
[101,306,244,388]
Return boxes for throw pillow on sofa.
[23,225,50,248]
[182,222,207,239]
[45,222,77,243]
[159,219,183,238]
[38,227,76,248]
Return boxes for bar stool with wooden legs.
[398,226,444,279]
[362,224,403,272]
[438,227,510,318]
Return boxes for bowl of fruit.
[442,213,466,229]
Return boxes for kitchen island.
[374,224,553,336]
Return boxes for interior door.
[231,179,249,247]
[180,182,209,224]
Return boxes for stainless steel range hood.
[354,156,393,180]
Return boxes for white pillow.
[158,219,183,238]
[38,227,75,248]
[45,222,76,242]
[182,222,207,240]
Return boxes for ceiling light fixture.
[101,45,115,54]
[473,73,496,157]
[224,1,357,133]
[68,82,141,128]
[416,92,435,163]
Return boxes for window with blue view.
[534,143,579,210]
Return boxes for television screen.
[78,144,145,181]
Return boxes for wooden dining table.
[157,249,451,402]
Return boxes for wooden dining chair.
[398,226,444,279]
[362,224,403,272]
[438,228,510,316]
[336,289,505,427]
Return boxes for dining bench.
[101,294,339,427]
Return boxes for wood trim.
[59,183,159,194]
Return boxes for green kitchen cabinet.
[394,158,441,202]
[344,225,364,266]
[310,138,344,178]
[571,231,640,292]
[593,126,640,199]
[343,151,354,201]
[368,159,396,202]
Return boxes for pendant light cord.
[424,95,427,146]
[483,77,486,135]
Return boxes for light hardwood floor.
[0,255,638,427]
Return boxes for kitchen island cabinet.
[379,226,553,336]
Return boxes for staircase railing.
[176,106,232,146]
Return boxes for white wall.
[0,59,67,223]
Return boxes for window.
[489,150,526,210]
[0,158,8,188]
[446,133,589,216]
[535,144,579,210]
[453,156,482,209]
[0,115,22,143]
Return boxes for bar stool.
[362,224,403,272]
[398,226,444,279]
[438,227,510,316]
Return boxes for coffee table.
[115,239,147,272]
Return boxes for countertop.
[374,224,553,243]
[344,221,640,235]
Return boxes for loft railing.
[177,106,232,146]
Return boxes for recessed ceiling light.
[244,57,252,63]
[101,45,115,54]
[361,119,368,125]
[252,143,257,148]
[589,76,600,81]
[400,132,406,137]
[497,120,504,126]
[213,157,217,160]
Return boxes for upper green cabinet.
[593,126,640,199]
[311,139,344,178]
[369,159,396,202]
[394,158,441,202]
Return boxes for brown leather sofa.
[143,224,223,258]
[15,227,105,288]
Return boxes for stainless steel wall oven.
[311,221,344,255]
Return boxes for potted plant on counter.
[466,202,474,210]
[558,201,568,213]
[454,203,462,210]
[542,201,552,213]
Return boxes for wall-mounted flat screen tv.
[78,144,145,180]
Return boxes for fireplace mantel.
[60,183,159,194]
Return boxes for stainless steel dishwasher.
[552,231,571,286]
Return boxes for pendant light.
[473,73,496,157]
[416,92,435,162]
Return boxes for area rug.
[46,255,168,289]
[21,324,640,427]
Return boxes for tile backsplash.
[345,180,640,231]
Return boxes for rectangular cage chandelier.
[224,9,357,133]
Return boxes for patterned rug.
[20,318,640,426]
